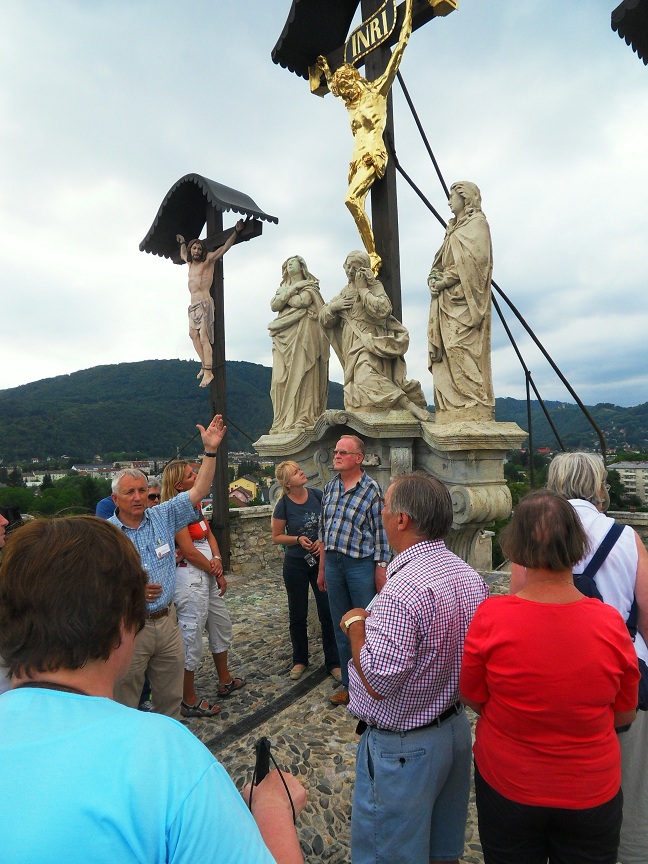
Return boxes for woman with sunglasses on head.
[161,461,245,718]
[272,461,340,683]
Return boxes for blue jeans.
[324,552,376,688]
[352,708,472,863]
[282,554,339,671]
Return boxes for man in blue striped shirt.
[318,435,388,705]
[109,415,225,720]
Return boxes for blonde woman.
[272,461,340,681]
[162,461,245,718]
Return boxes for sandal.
[181,698,220,718]
[217,677,246,697]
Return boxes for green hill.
[1,360,647,462]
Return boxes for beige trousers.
[114,604,184,721]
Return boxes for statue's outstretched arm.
[375,0,413,96]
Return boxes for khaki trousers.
[114,604,184,721]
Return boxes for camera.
[304,552,318,567]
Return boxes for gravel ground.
[178,564,511,863]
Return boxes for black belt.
[355,702,462,736]
[147,604,171,621]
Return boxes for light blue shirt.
[109,492,198,612]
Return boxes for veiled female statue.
[427,181,495,421]
[268,255,329,434]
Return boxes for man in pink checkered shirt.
[341,473,488,864]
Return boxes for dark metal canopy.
[139,173,278,261]
[612,0,648,65]
[272,0,444,80]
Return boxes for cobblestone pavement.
[181,564,510,863]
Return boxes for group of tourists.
[0,425,646,864]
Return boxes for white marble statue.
[319,250,429,421]
[427,181,495,420]
[268,255,329,434]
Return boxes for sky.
[1,1,647,408]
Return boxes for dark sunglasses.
[148,493,160,501]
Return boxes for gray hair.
[111,469,148,495]
[547,452,607,505]
[147,476,161,490]
[387,472,453,541]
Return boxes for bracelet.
[203,452,218,458]
[295,535,302,544]
[344,615,366,632]
[213,555,222,560]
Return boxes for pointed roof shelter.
[612,0,648,65]
[139,173,278,263]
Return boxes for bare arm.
[175,527,213,573]
[190,415,227,506]
[242,770,307,864]
[615,709,637,728]
[341,609,384,700]
[205,219,244,264]
[271,517,316,552]
[376,0,413,96]
[176,234,188,263]
[634,530,648,647]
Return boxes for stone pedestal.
[255,410,526,570]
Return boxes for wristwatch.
[376,562,388,569]
[344,615,366,632]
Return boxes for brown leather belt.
[147,605,171,621]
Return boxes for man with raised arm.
[341,473,488,864]
[109,414,226,720]
[0,515,306,863]
[177,220,244,387]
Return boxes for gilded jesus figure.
[315,0,412,273]
[176,221,243,387]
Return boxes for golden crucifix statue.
[315,0,413,273]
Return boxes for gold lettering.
[357,28,370,51]
[369,17,382,44]
[381,9,388,35]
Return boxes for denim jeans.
[324,551,376,687]
[282,554,339,671]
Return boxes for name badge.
[155,542,171,559]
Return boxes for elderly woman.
[272,461,340,682]
[268,255,329,434]
[461,490,640,864]
[534,452,648,864]
[161,461,244,718]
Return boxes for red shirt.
[460,595,640,808]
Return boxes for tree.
[7,468,25,487]
[41,473,54,491]
[237,460,261,479]
[0,487,34,512]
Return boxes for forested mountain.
[1,360,647,462]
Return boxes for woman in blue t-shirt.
[272,461,340,682]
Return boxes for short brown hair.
[0,516,147,677]
[499,489,588,571]
[388,473,453,540]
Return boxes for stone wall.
[228,505,284,577]
[608,510,648,547]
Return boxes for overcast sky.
[1,1,646,409]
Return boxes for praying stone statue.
[268,255,329,434]
[315,0,413,273]
[319,249,429,422]
[427,181,495,421]
[176,221,243,387]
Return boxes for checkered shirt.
[109,491,199,613]
[320,472,388,562]
[348,539,489,730]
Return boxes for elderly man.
[109,414,225,720]
[341,473,488,864]
[0,516,306,863]
[318,434,388,706]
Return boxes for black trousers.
[282,554,339,671]
[474,762,623,864]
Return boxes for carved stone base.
[254,411,526,571]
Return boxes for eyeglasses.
[148,493,160,501]
[333,449,361,456]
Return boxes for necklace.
[15,680,89,696]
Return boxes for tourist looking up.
[342,472,488,864]
[462,490,639,864]
[318,434,388,706]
